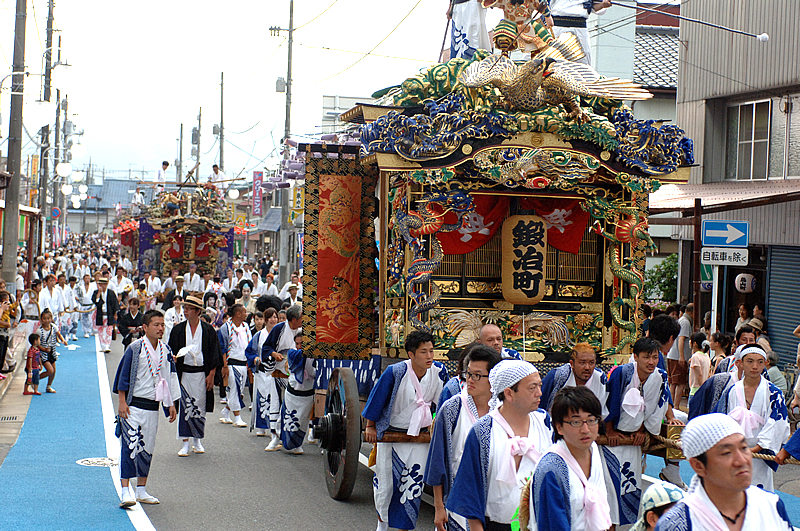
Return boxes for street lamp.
[228,189,240,200]
[78,184,88,194]
[60,183,73,195]
[56,162,72,178]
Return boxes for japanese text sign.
[502,215,548,305]
[252,171,263,216]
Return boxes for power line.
[29,0,44,55]
[227,121,261,134]
[595,22,758,91]
[297,43,433,63]
[294,0,338,31]
[312,0,425,83]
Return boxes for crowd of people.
[362,309,797,531]
[0,233,310,508]
[5,230,800,528]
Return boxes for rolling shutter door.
[767,246,800,368]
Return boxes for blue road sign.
[702,220,749,247]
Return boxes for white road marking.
[95,336,156,531]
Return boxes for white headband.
[488,360,537,409]
[681,413,745,458]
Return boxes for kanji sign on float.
[502,215,548,304]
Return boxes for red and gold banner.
[315,173,361,344]
[302,150,377,361]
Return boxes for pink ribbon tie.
[731,383,764,437]
[405,360,432,437]
[155,376,171,403]
[491,410,541,485]
[549,443,612,531]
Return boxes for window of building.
[726,100,771,180]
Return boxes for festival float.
[117,177,236,277]
[310,15,695,500]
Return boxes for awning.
[249,208,282,234]
[650,180,800,214]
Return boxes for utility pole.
[195,107,201,181]
[51,89,61,249]
[176,124,183,182]
[278,0,294,284]
[219,72,224,171]
[44,0,53,102]
[3,0,28,285]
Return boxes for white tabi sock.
[375,521,388,531]
[234,415,243,424]
[136,485,147,496]
[193,438,202,446]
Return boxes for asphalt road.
[104,339,434,531]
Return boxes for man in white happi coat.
[540,342,608,418]
[121,255,133,275]
[425,344,501,531]
[184,264,202,293]
[113,310,180,508]
[549,0,611,66]
[478,323,522,360]
[222,269,236,294]
[261,304,303,452]
[526,386,612,531]
[604,337,683,527]
[75,273,95,337]
[279,330,315,454]
[39,275,64,330]
[447,0,492,61]
[655,413,793,531]
[447,359,552,531]
[245,316,277,438]
[363,330,450,531]
[110,266,134,298]
[146,269,162,311]
[168,295,223,457]
[714,345,789,492]
[217,303,252,428]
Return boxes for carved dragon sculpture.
[584,196,656,354]
[387,189,475,332]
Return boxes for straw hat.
[183,295,205,310]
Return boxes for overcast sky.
[0,0,472,182]
[2,1,678,184]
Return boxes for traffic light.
[191,127,199,145]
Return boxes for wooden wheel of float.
[315,367,361,500]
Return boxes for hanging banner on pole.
[252,171,263,216]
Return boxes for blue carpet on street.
[0,331,135,530]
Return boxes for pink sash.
[490,409,541,485]
[682,492,729,531]
[730,382,764,437]
[549,443,612,531]
[622,368,646,418]
[405,360,432,437]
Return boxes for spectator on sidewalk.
[0,291,15,375]
[24,333,42,395]
[37,309,67,394]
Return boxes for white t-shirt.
[667,315,692,361]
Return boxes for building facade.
[662,0,800,366]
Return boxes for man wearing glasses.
[540,342,608,418]
[525,386,612,531]
[425,344,502,531]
